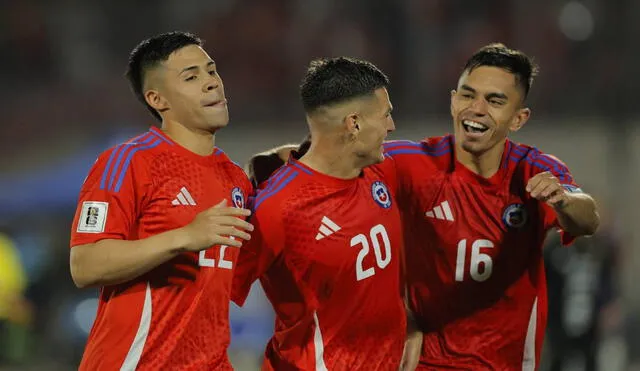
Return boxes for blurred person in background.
[251,43,600,370]
[232,57,410,370]
[69,31,253,370]
[0,231,32,365]
[543,224,620,371]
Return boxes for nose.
[203,74,219,93]
[468,97,488,116]
[387,117,396,133]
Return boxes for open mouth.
[462,119,489,134]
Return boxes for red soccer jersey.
[70,127,252,371]
[384,135,580,371]
[232,157,406,371]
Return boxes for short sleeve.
[70,147,149,247]
[530,153,583,245]
[383,140,419,194]
[383,139,441,201]
[231,199,285,306]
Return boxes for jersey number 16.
[455,239,494,282]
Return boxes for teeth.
[463,120,487,130]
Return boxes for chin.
[206,117,229,131]
[460,140,486,155]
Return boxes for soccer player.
[69,31,254,370]
[232,57,407,370]
[384,43,600,370]
[250,44,600,370]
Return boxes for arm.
[553,192,599,236]
[71,229,187,288]
[399,300,423,371]
[71,200,252,288]
[526,172,600,236]
[232,196,286,306]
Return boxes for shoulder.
[383,135,453,157]
[382,136,453,178]
[87,131,166,193]
[252,163,305,213]
[508,141,572,179]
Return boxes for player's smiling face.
[151,45,229,132]
[450,66,530,155]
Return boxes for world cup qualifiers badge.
[371,181,391,209]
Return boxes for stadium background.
[0,0,636,370]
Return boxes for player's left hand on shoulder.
[526,171,569,209]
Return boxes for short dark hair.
[125,31,203,121]
[300,57,390,113]
[463,43,539,100]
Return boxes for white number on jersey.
[198,236,235,269]
[350,224,392,281]
[455,239,494,282]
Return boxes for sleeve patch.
[562,184,583,193]
[76,201,109,233]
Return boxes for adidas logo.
[172,187,197,206]
[315,216,341,240]
[425,201,454,221]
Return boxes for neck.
[161,119,216,156]
[298,136,363,179]
[455,140,506,178]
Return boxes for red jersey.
[232,157,406,371]
[384,135,580,371]
[70,127,252,371]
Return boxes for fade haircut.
[463,43,539,101]
[125,31,203,121]
[300,57,390,113]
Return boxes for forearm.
[555,193,600,236]
[70,228,190,288]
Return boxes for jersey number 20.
[350,224,392,281]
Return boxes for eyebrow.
[460,84,508,101]
[179,61,216,74]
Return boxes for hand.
[526,171,569,209]
[399,330,423,371]
[181,199,253,251]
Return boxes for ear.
[144,89,170,114]
[344,112,360,135]
[450,90,456,117]
[509,107,531,132]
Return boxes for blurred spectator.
[543,228,621,371]
[0,232,32,366]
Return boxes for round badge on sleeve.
[502,203,527,229]
[371,181,392,209]
[231,187,245,208]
